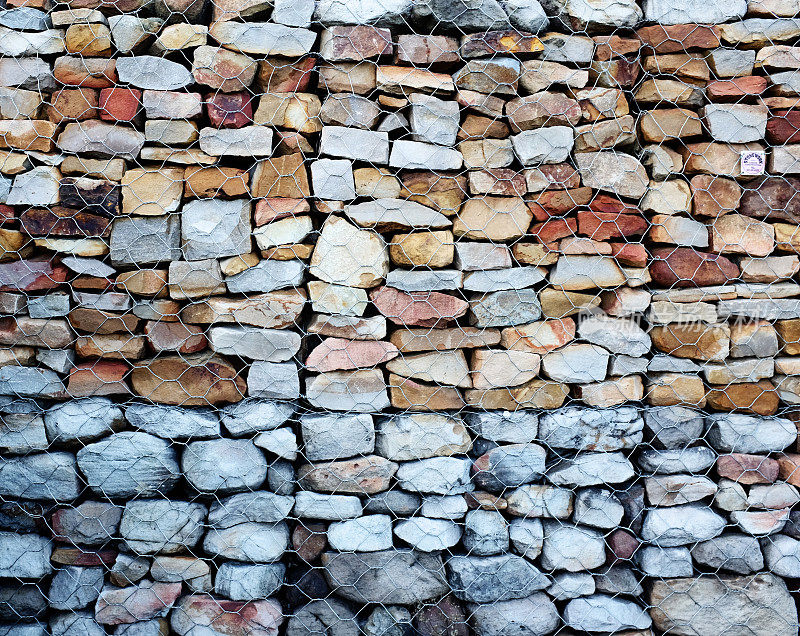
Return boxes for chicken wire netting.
[0,0,800,634]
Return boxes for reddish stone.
[206,92,254,128]
[0,206,14,224]
[592,57,640,88]
[145,321,207,353]
[46,88,99,123]
[51,547,117,566]
[460,30,543,58]
[370,286,468,328]
[588,194,641,215]
[537,163,582,189]
[778,453,800,486]
[257,57,315,93]
[577,211,647,240]
[0,259,69,292]
[305,337,399,372]
[717,453,779,484]
[594,35,641,61]
[650,247,739,288]
[68,361,130,397]
[740,176,800,224]
[292,522,327,563]
[528,188,592,221]
[99,87,141,122]
[254,198,310,226]
[53,56,117,88]
[706,381,780,416]
[690,175,741,218]
[321,26,392,61]
[174,595,284,636]
[470,169,527,197]
[611,242,648,267]
[20,207,112,238]
[96,581,182,625]
[636,24,720,53]
[607,529,639,560]
[531,217,577,244]
[767,110,800,144]
[415,596,468,636]
[707,76,769,99]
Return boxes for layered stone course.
[1,0,800,633]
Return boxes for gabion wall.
[1,0,800,633]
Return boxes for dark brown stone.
[740,176,800,224]
[767,110,800,145]
[20,207,112,238]
[415,596,469,636]
[59,178,120,216]
[292,522,327,563]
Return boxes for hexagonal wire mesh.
[0,0,799,634]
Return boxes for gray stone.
[255,428,297,460]
[50,612,105,636]
[594,566,642,597]
[578,315,651,356]
[717,299,800,320]
[0,7,50,30]
[473,443,546,490]
[51,501,121,546]
[410,94,459,146]
[293,492,362,520]
[704,104,768,143]
[288,599,358,636]
[420,495,468,519]
[692,534,764,574]
[394,517,461,551]
[396,457,472,494]
[346,198,450,230]
[209,326,300,362]
[646,474,718,506]
[215,562,284,600]
[268,460,295,495]
[320,126,389,164]
[0,58,55,91]
[182,198,251,261]
[560,0,641,28]
[314,0,413,26]
[0,532,50,578]
[210,21,315,55]
[321,94,380,129]
[116,55,193,90]
[183,439,268,494]
[272,0,314,25]
[638,447,717,474]
[503,0,549,32]
[27,294,69,318]
[220,399,294,436]
[506,484,573,518]
[7,167,58,206]
[199,126,274,157]
[415,0,510,30]
[509,519,544,560]
[706,413,796,453]
[636,545,692,577]
[466,411,538,444]
[542,343,609,383]
[376,413,470,461]
[208,491,294,529]
[547,452,635,487]
[540,522,605,572]
[328,514,393,552]
[116,620,173,635]
[120,499,206,554]
[762,534,800,578]
[749,483,800,510]
[548,572,595,601]
[44,398,122,444]
[48,567,103,610]
[301,413,375,461]
[57,120,145,160]
[649,574,796,636]
[108,15,162,53]
[364,491,421,516]
[0,26,64,56]
[468,594,559,636]
[455,243,512,271]
[573,488,624,529]
[447,555,548,603]
[511,127,574,165]
[363,606,411,636]
[385,269,463,292]
[248,361,300,400]
[539,406,642,451]
[470,289,542,327]
[642,504,726,547]
[36,350,74,375]
[203,521,289,562]
[321,550,448,604]
[644,406,704,449]
[109,554,149,587]
[311,159,356,200]
[110,215,181,266]
[464,510,509,555]
[77,432,179,498]
[226,260,305,293]
[708,48,756,78]
[125,403,219,439]
[0,412,46,454]
[390,140,463,170]
[643,0,746,24]
[0,452,79,501]
[564,594,652,632]
[575,151,648,199]
[463,268,546,292]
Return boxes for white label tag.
[741,150,766,176]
